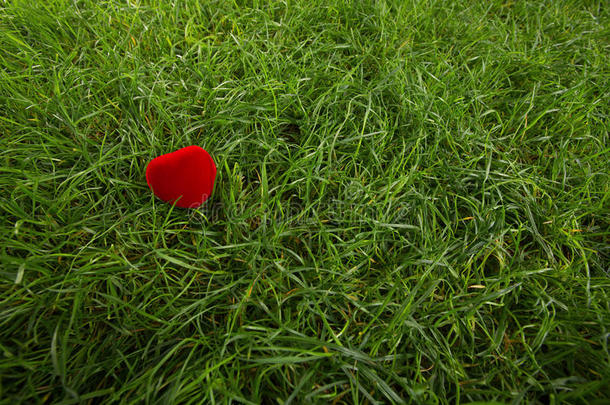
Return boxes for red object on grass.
[146,145,216,208]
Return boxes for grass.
[0,0,609,403]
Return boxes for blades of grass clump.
[1,0,609,403]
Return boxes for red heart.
[146,145,217,208]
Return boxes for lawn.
[1,0,609,403]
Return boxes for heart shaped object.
[146,145,217,208]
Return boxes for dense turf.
[1,0,609,403]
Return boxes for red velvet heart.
[146,145,217,208]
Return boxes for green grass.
[1,0,609,403]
